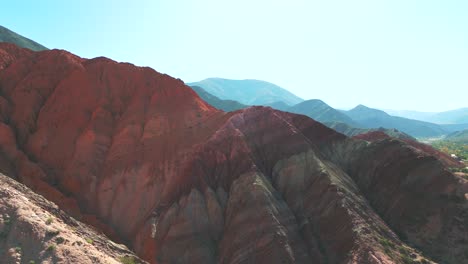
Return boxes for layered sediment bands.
[323,138,468,263]
[354,131,464,168]
[0,43,467,263]
[0,174,146,264]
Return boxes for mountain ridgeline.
[288,99,358,126]
[445,129,468,143]
[385,108,468,125]
[188,78,304,106]
[343,105,450,138]
[1,43,468,264]
[0,25,48,51]
[190,80,468,138]
[190,85,246,111]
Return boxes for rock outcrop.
[0,173,146,264]
[0,43,467,264]
[354,131,465,168]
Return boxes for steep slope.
[326,121,415,140]
[445,129,468,143]
[188,78,303,106]
[0,174,146,264]
[345,105,448,138]
[0,43,467,264]
[288,99,359,126]
[0,25,48,51]
[385,108,468,124]
[264,101,291,111]
[383,109,435,122]
[430,108,468,124]
[354,131,464,168]
[324,121,369,136]
[440,123,468,134]
[190,85,246,111]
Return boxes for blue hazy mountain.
[188,78,303,106]
[0,25,47,51]
[190,85,246,112]
[384,107,468,124]
[344,105,448,138]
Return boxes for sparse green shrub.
[398,245,411,256]
[379,238,396,255]
[45,217,53,225]
[85,237,93,244]
[15,246,21,253]
[119,256,137,264]
[401,254,416,264]
[56,237,65,244]
[0,217,12,240]
[29,261,36,264]
[45,229,60,237]
[379,238,395,249]
[47,244,56,251]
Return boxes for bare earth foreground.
[0,43,467,264]
[0,174,146,263]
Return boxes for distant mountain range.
[188,78,303,106]
[324,121,415,140]
[0,25,47,51]
[190,80,468,138]
[190,85,246,112]
[2,27,468,264]
[384,107,468,124]
[288,99,359,126]
[343,105,450,138]
[2,25,465,139]
[444,129,468,143]
[3,41,467,264]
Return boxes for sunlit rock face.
[0,43,467,264]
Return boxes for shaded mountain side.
[190,81,456,139]
[0,43,467,264]
[324,121,415,140]
[287,99,359,126]
[190,85,246,111]
[445,129,468,143]
[430,108,468,124]
[0,174,146,264]
[440,123,468,134]
[353,131,464,168]
[188,78,303,105]
[264,100,291,111]
[385,108,468,125]
[345,105,448,138]
[0,25,48,51]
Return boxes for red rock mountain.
[353,131,464,168]
[0,43,467,264]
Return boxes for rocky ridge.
[0,173,146,264]
[0,43,467,263]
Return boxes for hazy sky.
[3,0,467,111]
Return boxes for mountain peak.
[352,104,375,111]
[188,78,303,106]
[349,104,390,116]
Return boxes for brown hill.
[0,43,467,263]
[354,131,464,168]
[0,173,146,264]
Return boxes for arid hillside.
[0,43,467,264]
[0,174,145,264]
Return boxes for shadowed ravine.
[0,43,467,264]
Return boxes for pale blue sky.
[3,0,467,111]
